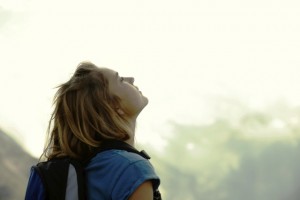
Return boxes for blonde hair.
[42,62,130,161]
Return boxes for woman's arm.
[129,181,153,200]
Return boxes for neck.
[125,117,137,146]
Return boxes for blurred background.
[0,0,300,199]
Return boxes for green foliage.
[147,102,300,200]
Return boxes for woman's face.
[99,68,148,117]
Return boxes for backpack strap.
[67,159,86,200]
[82,139,151,165]
[97,140,151,159]
[34,158,69,200]
[34,157,86,200]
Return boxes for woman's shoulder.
[85,149,160,199]
[89,149,150,167]
[85,149,159,185]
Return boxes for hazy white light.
[186,143,195,150]
[1,0,300,157]
[289,117,299,125]
[270,119,286,129]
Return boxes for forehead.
[98,68,119,87]
[98,68,117,78]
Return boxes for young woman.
[25,61,161,199]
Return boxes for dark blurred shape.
[0,128,37,200]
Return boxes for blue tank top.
[85,149,160,200]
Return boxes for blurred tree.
[147,102,300,200]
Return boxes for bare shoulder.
[128,181,153,200]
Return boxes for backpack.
[25,140,162,200]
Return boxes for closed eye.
[116,72,124,82]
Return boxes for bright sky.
[0,0,300,157]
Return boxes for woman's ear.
[116,108,125,115]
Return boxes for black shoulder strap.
[34,158,70,200]
[69,159,86,200]
[97,140,151,160]
[34,157,86,200]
